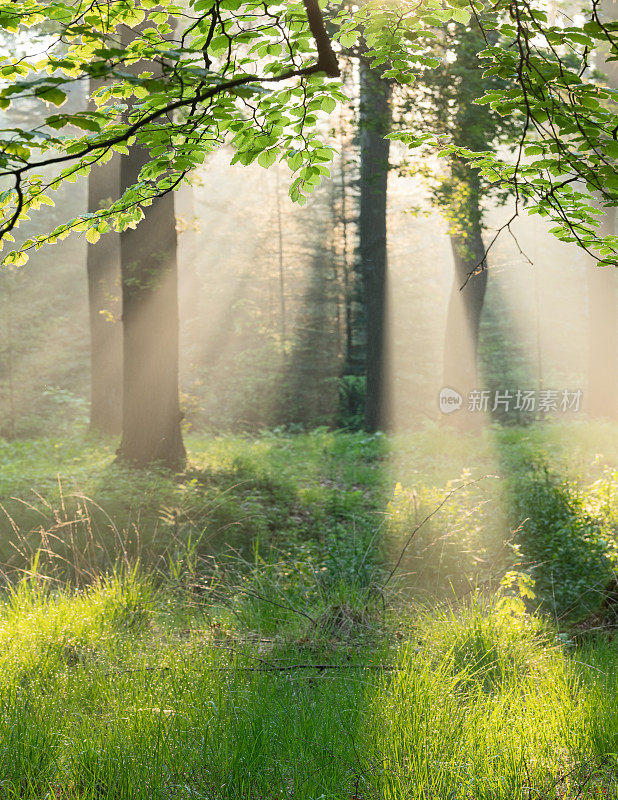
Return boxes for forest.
[0,0,617,797]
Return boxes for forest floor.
[0,422,618,798]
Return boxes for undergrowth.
[0,424,614,797]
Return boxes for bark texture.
[117,148,186,470]
[359,61,391,432]
[115,23,186,470]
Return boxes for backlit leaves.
[0,0,616,266]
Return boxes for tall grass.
[0,426,614,797]
[0,568,612,799]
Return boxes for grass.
[0,422,616,797]
[0,429,385,576]
[0,573,617,799]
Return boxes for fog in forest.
[0,137,604,438]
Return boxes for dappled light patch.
[416,599,556,691]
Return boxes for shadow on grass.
[0,431,386,590]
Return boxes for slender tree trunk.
[359,60,391,432]
[86,79,122,434]
[587,0,618,420]
[275,166,287,349]
[443,223,488,417]
[587,206,617,419]
[338,116,354,372]
[116,148,186,470]
[326,170,343,362]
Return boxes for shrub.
[510,468,614,621]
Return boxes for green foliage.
[389,3,618,263]
[0,0,349,264]
[419,598,550,691]
[399,17,517,240]
[0,423,616,618]
[380,422,618,609]
[385,471,508,598]
[335,374,366,431]
[0,539,616,799]
[1,0,615,267]
[0,430,386,581]
[510,468,615,621]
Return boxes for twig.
[382,475,498,588]
[102,661,398,678]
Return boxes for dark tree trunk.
[359,60,391,432]
[443,224,488,419]
[116,148,186,470]
[337,111,354,373]
[87,80,122,434]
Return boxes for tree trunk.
[587,0,618,420]
[115,22,186,470]
[587,206,617,419]
[359,60,391,432]
[116,150,186,470]
[86,79,122,434]
[443,223,488,421]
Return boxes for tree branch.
[303,0,340,77]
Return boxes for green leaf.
[320,96,336,114]
[85,228,101,244]
[287,152,303,172]
[46,115,70,130]
[605,140,618,159]
[451,7,471,24]
[257,149,277,169]
[35,87,67,107]
[338,30,358,48]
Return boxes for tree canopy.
[0,0,617,266]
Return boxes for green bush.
[510,468,614,621]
